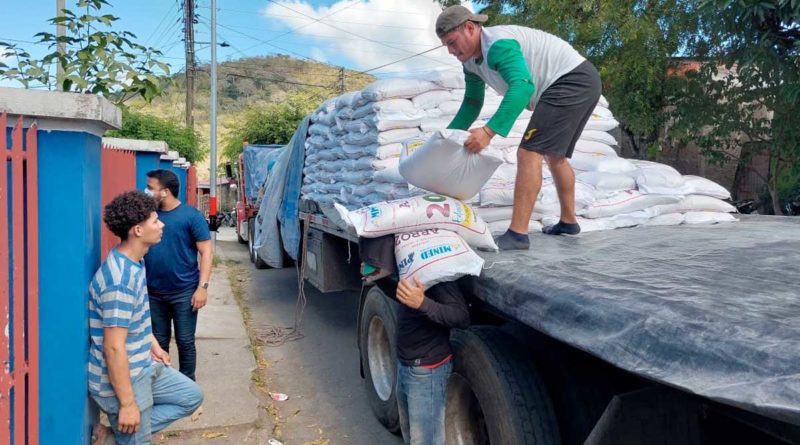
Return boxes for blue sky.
[1,0,474,85]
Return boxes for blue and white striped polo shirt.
[88,248,153,397]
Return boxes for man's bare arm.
[104,327,140,433]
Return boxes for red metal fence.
[1,113,39,445]
[186,165,198,208]
[100,145,137,260]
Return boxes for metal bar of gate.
[11,117,27,444]
[25,123,39,445]
[0,113,11,445]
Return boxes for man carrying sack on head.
[437,5,602,250]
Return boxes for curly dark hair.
[146,169,180,198]
[103,191,158,240]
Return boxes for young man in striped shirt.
[89,191,203,445]
[437,5,602,250]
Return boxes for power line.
[358,45,446,74]
[201,23,440,47]
[212,68,332,88]
[151,9,184,50]
[262,0,459,69]
[260,0,360,47]
[211,29,325,85]
[144,1,179,46]
[224,38,422,59]
[200,6,435,31]
[199,17,330,66]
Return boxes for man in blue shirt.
[144,170,213,383]
[90,191,202,444]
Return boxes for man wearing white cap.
[436,5,602,250]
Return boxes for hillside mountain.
[127,55,374,177]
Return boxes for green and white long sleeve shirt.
[448,25,586,137]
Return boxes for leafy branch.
[0,0,170,103]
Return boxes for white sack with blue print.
[394,229,483,290]
[336,194,497,251]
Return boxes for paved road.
[217,229,403,445]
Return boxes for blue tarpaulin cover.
[280,118,309,260]
[254,118,310,266]
[242,143,283,204]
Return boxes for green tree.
[107,110,204,163]
[669,0,800,213]
[0,0,170,103]
[222,92,319,161]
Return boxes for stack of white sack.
[300,74,736,234]
[335,194,496,290]
[302,76,470,210]
[301,73,531,210]
[469,97,737,234]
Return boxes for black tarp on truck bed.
[477,216,800,426]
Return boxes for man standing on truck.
[144,169,212,386]
[90,191,203,444]
[436,5,602,250]
[361,236,472,445]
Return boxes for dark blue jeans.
[149,288,198,381]
[396,360,452,445]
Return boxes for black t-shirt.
[376,276,475,366]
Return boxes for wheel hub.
[367,316,394,401]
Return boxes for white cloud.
[260,0,478,76]
[309,47,328,64]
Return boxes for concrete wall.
[2,87,120,445]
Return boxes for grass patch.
[224,262,285,439]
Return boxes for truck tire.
[248,218,268,269]
[247,218,256,264]
[359,286,400,433]
[237,223,246,244]
[447,327,560,445]
[253,246,268,270]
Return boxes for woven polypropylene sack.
[395,229,483,290]
[399,130,503,200]
[338,194,497,251]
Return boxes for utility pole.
[183,0,196,129]
[339,66,345,94]
[56,0,66,89]
[210,0,218,245]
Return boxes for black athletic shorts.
[519,60,602,158]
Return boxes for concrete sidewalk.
[154,234,270,444]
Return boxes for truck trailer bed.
[476,215,800,426]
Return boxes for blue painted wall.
[135,151,161,192]
[159,159,173,173]
[36,129,102,445]
[174,166,188,203]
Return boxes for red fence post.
[100,145,137,260]
[25,123,39,445]
[11,116,27,445]
[0,113,11,445]
[0,114,40,445]
[186,165,198,208]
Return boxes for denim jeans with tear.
[92,362,203,445]
[396,360,452,445]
